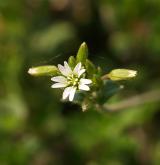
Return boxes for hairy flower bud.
[28,65,58,76]
[107,69,137,81]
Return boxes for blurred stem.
[101,74,109,80]
[102,89,160,112]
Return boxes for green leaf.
[76,42,88,64]
[28,65,59,76]
[98,80,122,104]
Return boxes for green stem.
[103,89,160,112]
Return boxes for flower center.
[67,74,80,87]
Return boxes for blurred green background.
[1,0,160,164]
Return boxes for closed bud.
[107,69,137,81]
[76,42,88,64]
[28,65,58,76]
[68,56,76,69]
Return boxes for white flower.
[51,61,92,101]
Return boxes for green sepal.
[85,59,96,78]
[28,65,59,76]
[76,42,88,64]
[68,56,76,69]
[92,74,103,89]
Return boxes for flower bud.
[28,65,58,76]
[107,69,137,81]
[76,42,88,64]
[68,56,76,69]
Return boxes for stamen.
[67,73,80,87]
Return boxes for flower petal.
[80,78,92,85]
[73,62,81,75]
[69,87,76,101]
[79,84,90,91]
[58,64,69,76]
[64,61,72,75]
[78,69,86,77]
[51,76,67,83]
[51,83,67,88]
[62,87,72,100]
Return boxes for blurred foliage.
[0,0,160,164]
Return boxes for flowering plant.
[28,42,137,111]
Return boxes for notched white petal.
[78,69,85,77]
[79,84,90,91]
[73,62,82,75]
[58,64,66,75]
[69,87,76,101]
[64,61,72,75]
[51,76,67,83]
[51,83,67,88]
[58,64,69,76]
[80,78,92,84]
[62,87,72,100]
